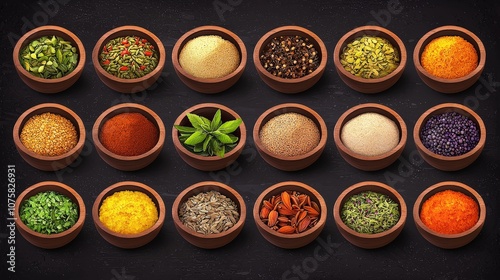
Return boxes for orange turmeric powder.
[420,189,479,234]
[421,36,478,79]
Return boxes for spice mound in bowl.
[253,181,327,249]
[413,25,485,93]
[413,181,486,249]
[92,25,166,93]
[172,25,247,94]
[333,181,407,249]
[14,181,86,249]
[172,181,246,249]
[333,103,407,171]
[92,103,165,171]
[253,25,327,93]
[92,181,166,249]
[13,25,86,93]
[253,103,327,171]
[13,103,86,171]
[333,25,407,94]
[413,103,486,171]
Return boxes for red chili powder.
[99,112,159,156]
[420,189,479,234]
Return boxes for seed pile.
[179,191,239,235]
[259,112,320,157]
[19,35,78,79]
[341,191,400,234]
[259,190,320,234]
[20,112,78,156]
[340,35,399,79]
[421,36,478,79]
[341,112,399,156]
[260,35,320,79]
[179,35,240,79]
[99,190,158,235]
[420,112,480,156]
[420,189,479,234]
[99,36,159,79]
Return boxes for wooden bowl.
[253,103,327,171]
[92,103,166,171]
[92,25,166,94]
[172,103,246,171]
[253,181,327,249]
[92,181,166,249]
[413,25,486,93]
[14,181,86,249]
[413,103,486,171]
[171,25,247,94]
[172,181,246,249]
[13,25,86,93]
[333,25,407,94]
[13,103,86,171]
[413,181,486,249]
[333,181,407,249]
[253,25,327,94]
[333,103,407,171]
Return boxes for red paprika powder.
[420,189,479,234]
[100,112,158,156]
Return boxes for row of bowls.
[13,102,486,173]
[15,180,486,250]
[13,24,486,95]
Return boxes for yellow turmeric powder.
[421,36,478,79]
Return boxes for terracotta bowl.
[92,181,166,249]
[12,25,85,94]
[172,25,247,94]
[92,25,166,93]
[333,181,407,249]
[14,181,86,249]
[13,103,86,171]
[253,25,328,94]
[172,181,246,249]
[253,181,327,249]
[172,103,246,171]
[413,25,486,93]
[253,103,328,171]
[413,103,486,171]
[92,103,166,171]
[333,103,407,171]
[413,181,486,249]
[333,25,407,94]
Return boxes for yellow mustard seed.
[99,190,158,235]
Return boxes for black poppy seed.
[420,112,479,156]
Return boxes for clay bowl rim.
[13,103,86,161]
[172,102,247,163]
[14,181,86,240]
[333,25,407,84]
[253,181,328,240]
[333,102,407,162]
[92,102,166,161]
[413,102,486,162]
[171,25,247,84]
[412,181,486,239]
[252,25,328,85]
[171,181,247,241]
[252,103,328,162]
[333,181,407,240]
[413,25,486,84]
[92,181,166,240]
[12,25,86,87]
[91,25,166,85]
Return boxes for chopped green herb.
[341,191,400,234]
[20,191,79,234]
